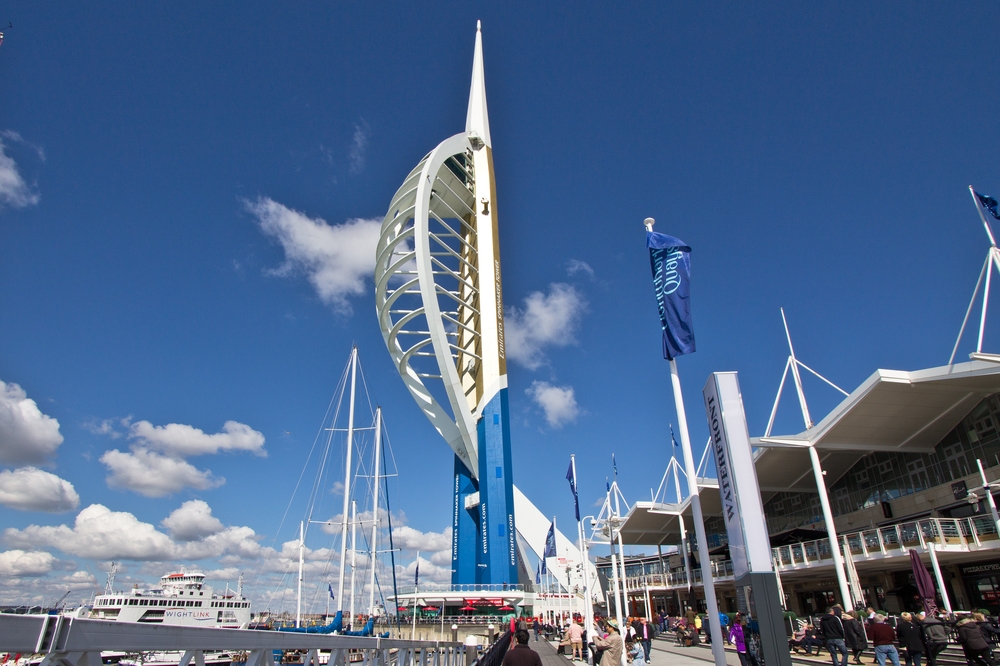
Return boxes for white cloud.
[129,420,266,458]
[83,417,126,439]
[4,503,265,564]
[161,500,224,541]
[504,283,587,370]
[348,121,370,175]
[101,448,223,497]
[0,379,64,465]
[247,197,381,312]
[391,525,451,553]
[566,259,594,279]
[5,504,178,561]
[0,550,55,576]
[526,381,580,428]
[0,467,79,512]
[0,132,40,208]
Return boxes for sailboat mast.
[337,346,358,611]
[368,407,382,616]
[297,520,304,628]
[350,500,358,628]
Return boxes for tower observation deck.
[374,22,517,586]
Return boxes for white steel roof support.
[950,187,1000,365]
[777,310,854,611]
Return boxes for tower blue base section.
[452,455,479,586]
[476,388,519,585]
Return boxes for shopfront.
[961,561,1000,614]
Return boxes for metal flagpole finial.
[643,218,655,232]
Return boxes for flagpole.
[605,485,628,666]
[970,186,998,248]
[668,358,726,666]
[571,454,594,634]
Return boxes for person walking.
[633,618,653,663]
[956,615,996,666]
[503,630,543,666]
[820,606,850,666]
[729,614,754,666]
[868,615,901,666]
[918,612,949,666]
[844,611,869,665]
[896,612,923,666]
[533,618,541,642]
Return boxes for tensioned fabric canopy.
[612,359,1000,546]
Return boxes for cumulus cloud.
[504,283,587,370]
[129,420,266,458]
[348,120,370,175]
[0,467,79,512]
[4,503,264,563]
[0,550,55,576]
[392,525,451,553]
[566,259,594,279]
[101,448,223,497]
[247,197,381,312]
[0,132,41,208]
[161,500,224,541]
[526,381,580,428]
[97,420,264,496]
[0,380,64,465]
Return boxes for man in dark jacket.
[896,612,923,666]
[820,607,850,666]
[918,613,949,666]
[503,630,543,666]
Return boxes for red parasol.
[422,606,440,611]
[499,605,514,611]
[460,605,477,611]
[397,606,409,611]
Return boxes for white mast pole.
[338,346,358,612]
[297,520,304,628]
[553,515,562,625]
[612,486,629,617]
[783,309,853,611]
[368,407,383,617]
[411,551,419,640]
[350,500,358,628]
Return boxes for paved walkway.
[527,636,745,666]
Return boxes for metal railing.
[0,614,465,666]
[620,515,1000,592]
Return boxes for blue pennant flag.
[975,190,1000,221]
[566,461,580,522]
[612,453,618,478]
[328,583,335,600]
[541,522,556,575]
[606,477,610,493]
[535,562,541,585]
[414,560,419,587]
[647,232,696,360]
[670,424,678,448]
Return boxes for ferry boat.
[91,571,251,628]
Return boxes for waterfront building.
[599,360,1000,618]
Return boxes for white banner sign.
[703,372,773,578]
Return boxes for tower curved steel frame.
[374,23,517,585]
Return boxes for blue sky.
[2,2,999,609]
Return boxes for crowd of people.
[790,606,1000,666]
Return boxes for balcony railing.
[619,515,1000,592]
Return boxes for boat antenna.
[105,562,118,595]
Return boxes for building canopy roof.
[612,359,1000,546]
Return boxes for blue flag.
[535,562,541,584]
[606,477,610,493]
[414,560,419,587]
[670,424,678,448]
[542,522,556,574]
[612,453,618,479]
[328,583,335,600]
[647,232,696,360]
[566,461,580,522]
[976,190,1000,220]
